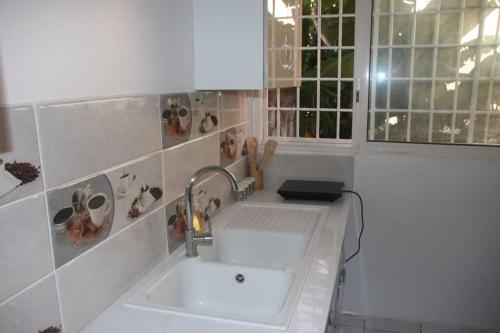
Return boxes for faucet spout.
[184,166,239,257]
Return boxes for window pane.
[376,48,389,77]
[340,112,352,138]
[279,110,297,137]
[473,114,486,143]
[454,114,470,143]
[268,89,277,107]
[320,81,338,108]
[438,13,460,44]
[321,49,339,77]
[487,115,500,144]
[342,17,355,46]
[375,80,388,109]
[299,111,317,138]
[378,15,390,45]
[410,113,430,142]
[302,19,318,47]
[393,15,412,45]
[302,50,318,78]
[341,49,354,78]
[343,0,355,14]
[491,81,500,111]
[412,81,432,109]
[280,87,297,108]
[436,48,458,78]
[373,111,387,140]
[320,112,337,138]
[394,0,414,13]
[391,48,411,77]
[375,0,390,13]
[340,81,353,108]
[268,110,277,136]
[321,18,339,46]
[322,0,339,14]
[390,80,410,109]
[388,112,408,141]
[434,80,455,110]
[457,81,473,110]
[303,0,318,15]
[415,14,435,45]
[414,48,434,77]
[300,81,317,108]
[476,81,490,111]
[432,113,453,143]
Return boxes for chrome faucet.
[184,165,239,257]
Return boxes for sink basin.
[199,203,321,268]
[124,203,329,329]
[142,259,293,318]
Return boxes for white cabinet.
[193,0,302,90]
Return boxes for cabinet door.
[266,0,302,88]
[193,0,265,90]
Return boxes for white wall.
[0,0,193,105]
[342,152,500,329]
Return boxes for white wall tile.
[421,323,483,333]
[262,153,354,189]
[365,318,421,333]
[0,194,52,302]
[219,91,248,129]
[0,106,43,206]
[0,275,61,333]
[37,95,161,188]
[162,133,219,202]
[56,208,167,333]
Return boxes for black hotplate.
[277,180,345,202]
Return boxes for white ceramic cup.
[86,193,111,227]
[118,173,133,194]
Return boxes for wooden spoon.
[258,139,278,171]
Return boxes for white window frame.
[256,0,500,159]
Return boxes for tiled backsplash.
[0,91,250,333]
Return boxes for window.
[369,0,500,145]
[266,0,357,144]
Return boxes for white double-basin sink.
[124,202,330,330]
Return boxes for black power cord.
[342,189,364,264]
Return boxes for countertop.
[82,188,351,333]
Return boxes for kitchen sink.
[124,202,329,329]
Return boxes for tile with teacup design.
[105,152,163,234]
[47,174,115,268]
[160,93,193,149]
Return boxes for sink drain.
[235,273,245,283]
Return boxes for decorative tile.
[190,91,219,139]
[160,93,192,148]
[162,133,219,202]
[37,95,161,188]
[165,176,222,255]
[47,174,116,268]
[219,91,248,129]
[218,156,248,207]
[56,208,166,333]
[220,124,249,167]
[105,152,163,233]
[0,275,61,333]
[0,194,52,302]
[0,106,43,206]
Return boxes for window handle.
[355,77,360,104]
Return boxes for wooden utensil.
[258,139,278,171]
[245,137,258,172]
